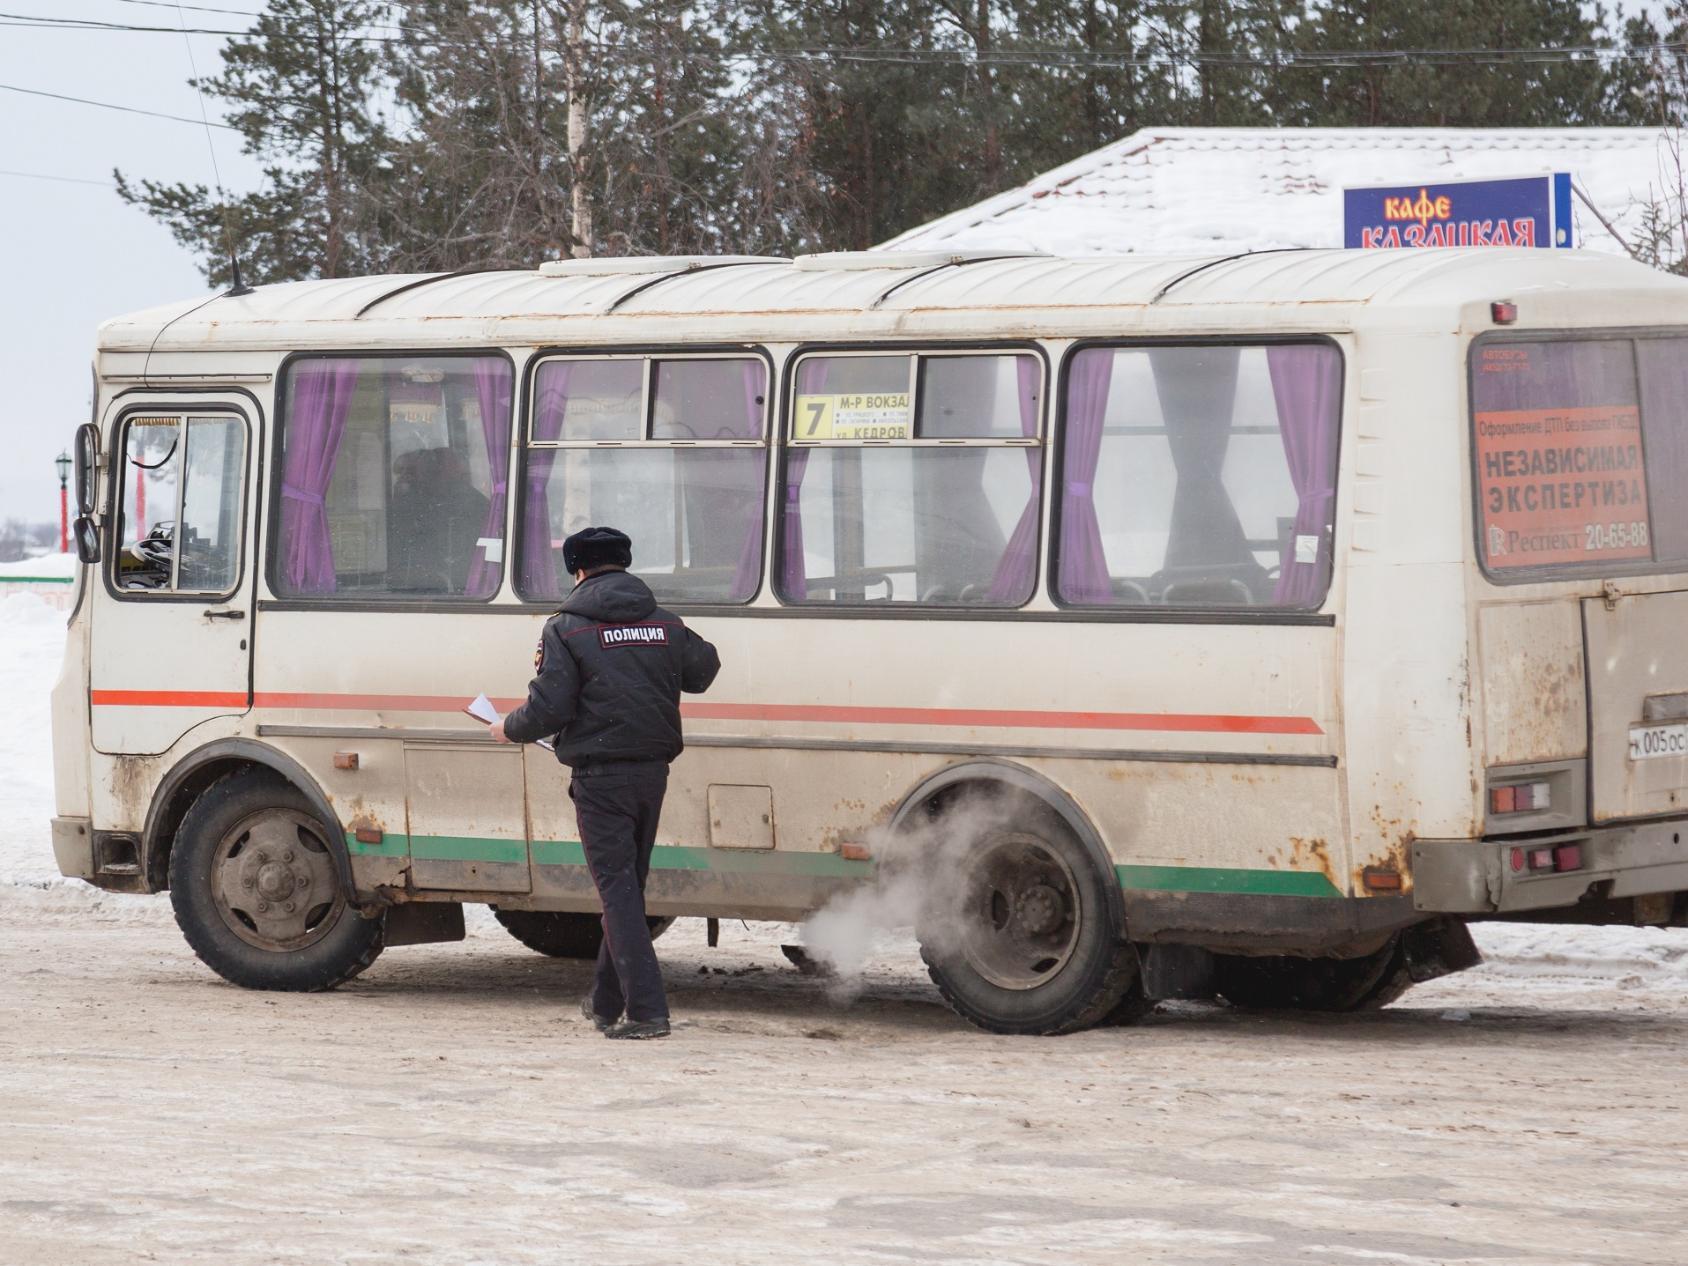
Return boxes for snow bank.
[0,552,77,580]
[0,594,73,890]
[1471,921,1688,994]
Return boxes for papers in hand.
[464,693,553,751]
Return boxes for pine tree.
[116,0,392,286]
[380,0,574,270]
[1278,0,1646,127]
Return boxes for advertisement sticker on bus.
[1475,395,1651,568]
[794,392,911,440]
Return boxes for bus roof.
[99,248,1687,354]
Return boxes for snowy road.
[4,592,1688,1264]
[3,910,1688,1265]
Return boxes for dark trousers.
[570,762,670,1022]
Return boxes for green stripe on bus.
[349,834,1338,896]
[1115,863,1343,898]
[0,575,73,584]
[347,833,874,879]
[533,839,873,879]
[345,832,407,858]
[411,836,528,865]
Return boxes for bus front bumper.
[1412,818,1688,915]
[51,816,95,880]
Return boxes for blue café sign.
[1344,173,1574,250]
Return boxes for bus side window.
[515,354,769,605]
[779,350,1042,607]
[1054,342,1341,611]
[273,356,513,600]
[114,413,246,595]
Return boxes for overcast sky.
[1,2,260,527]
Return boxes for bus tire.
[918,807,1146,1035]
[168,770,383,991]
[492,909,674,959]
[1213,936,1412,1013]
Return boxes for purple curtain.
[781,359,830,598]
[464,359,513,598]
[279,359,361,594]
[730,360,769,598]
[986,357,1042,602]
[1267,345,1342,606]
[520,362,573,600]
[1637,339,1688,563]
[1056,350,1115,603]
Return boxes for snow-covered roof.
[97,248,1688,355]
[882,127,1686,257]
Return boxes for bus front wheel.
[918,807,1148,1035]
[168,770,383,991]
[1212,937,1412,1012]
[492,909,674,959]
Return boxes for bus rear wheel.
[492,909,673,959]
[1213,936,1412,1012]
[168,770,383,991]
[918,808,1147,1035]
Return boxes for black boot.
[580,996,617,1033]
[604,1016,671,1040]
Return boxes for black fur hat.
[562,525,633,573]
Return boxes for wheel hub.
[212,809,341,951]
[946,831,1083,992]
[1014,883,1064,936]
[253,860,299,902]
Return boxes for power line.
[0,9,1682,69]
[0,167,112,187]
[111,0,264,16]
[111,0,264,15]
[0,81,238,128]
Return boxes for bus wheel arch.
[163,761,383,991]
[888,759,1127,935]
[144,739,353,900]
[889,760,1147,1035]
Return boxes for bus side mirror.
[73,515,100,566]
[74,422,99,517]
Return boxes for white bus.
[49,248,1688,1034]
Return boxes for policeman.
[492,526,720,1040]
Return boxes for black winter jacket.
[503,571,721,768]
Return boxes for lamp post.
[55,450,71,555]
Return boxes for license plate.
[1629,723,1688,761]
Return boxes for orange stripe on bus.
[252,692,480,711]
[93,690,1323,735]
[90,690,250,708]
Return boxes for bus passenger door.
[91,401,256,755]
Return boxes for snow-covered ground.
[4,589,1686,997]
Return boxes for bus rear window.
[1473,337,1688,578]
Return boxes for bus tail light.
[1490,781,1551,815]
[1491,301,1518,325]
[1511,844,1584,874]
